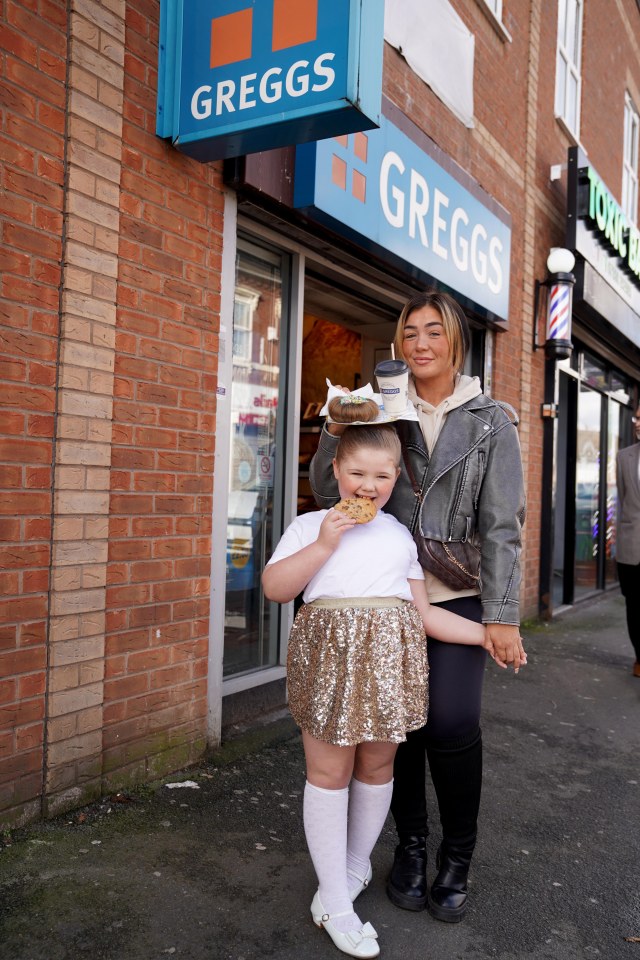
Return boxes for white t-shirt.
[267,509,424,603]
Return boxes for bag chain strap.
[441,542,480,581]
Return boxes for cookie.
[333,496,377,524]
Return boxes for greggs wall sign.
[157,0,384,162]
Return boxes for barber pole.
[546,283,571,341]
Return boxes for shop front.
[541,148,640,614]
[210,97,513,728]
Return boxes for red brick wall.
[0,0,67,823]
[580,0,640,210]
[103,0,224,786]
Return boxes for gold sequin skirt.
[287,598,429,746]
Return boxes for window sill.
[222,664,287,697]
[554,114,581,147]
[476,1,512,42]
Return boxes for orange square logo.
[354,132,368,163]
[332,154,347,191]
[272,0,318,52]
[352,169,366,203]
[210,8,253,69]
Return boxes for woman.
[309,290,526,922]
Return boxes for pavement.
[1,591,639,960]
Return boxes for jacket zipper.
[448,457,469,539]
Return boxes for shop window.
[610,370,631,405]
[232,290,258,364]
[582,351,607,391]
[554,0,583,139]
[223,244,286,678]
[622,92,639,225]
[605,401,621,586]
[574,383,600,599]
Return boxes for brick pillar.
[517,1,544,616]
[518,2,542,487]
[45,0,125,816]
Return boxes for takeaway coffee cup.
[375,359,409,416]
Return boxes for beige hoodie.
[408,373,484,603]
[409,374,483,455]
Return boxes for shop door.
[553,365,630,608]
[552,371,575,608]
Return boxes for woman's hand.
[484,623,527,672]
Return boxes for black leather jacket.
[309,394,526,624]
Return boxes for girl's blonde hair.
[334,425,401,467]
[392,290,471,376]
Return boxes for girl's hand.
[484,636,507,669]
[317,508,356,551]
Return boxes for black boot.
[386,834,428,910]
[425,728,482,922]
[427,840,473,922]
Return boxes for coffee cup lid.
[374,359,408,376]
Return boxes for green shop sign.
[582,166,640,282]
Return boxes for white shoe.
[310,891,379,958]
[348,862,373,901]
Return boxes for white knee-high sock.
[347,778,394,894]
[303,781,362,933]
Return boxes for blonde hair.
[334,425,401,467]
[328,395,380,423]
[392,290,470,376]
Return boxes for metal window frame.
[622,91,639,225]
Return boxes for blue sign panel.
[157,0,384,162]
[294,104,512,322]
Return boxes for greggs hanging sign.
[294,100,512,323]
[156,0,384,162]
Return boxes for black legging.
[391,596,486,842]
[617,561,640,661]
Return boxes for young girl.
[262,407,496,958]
